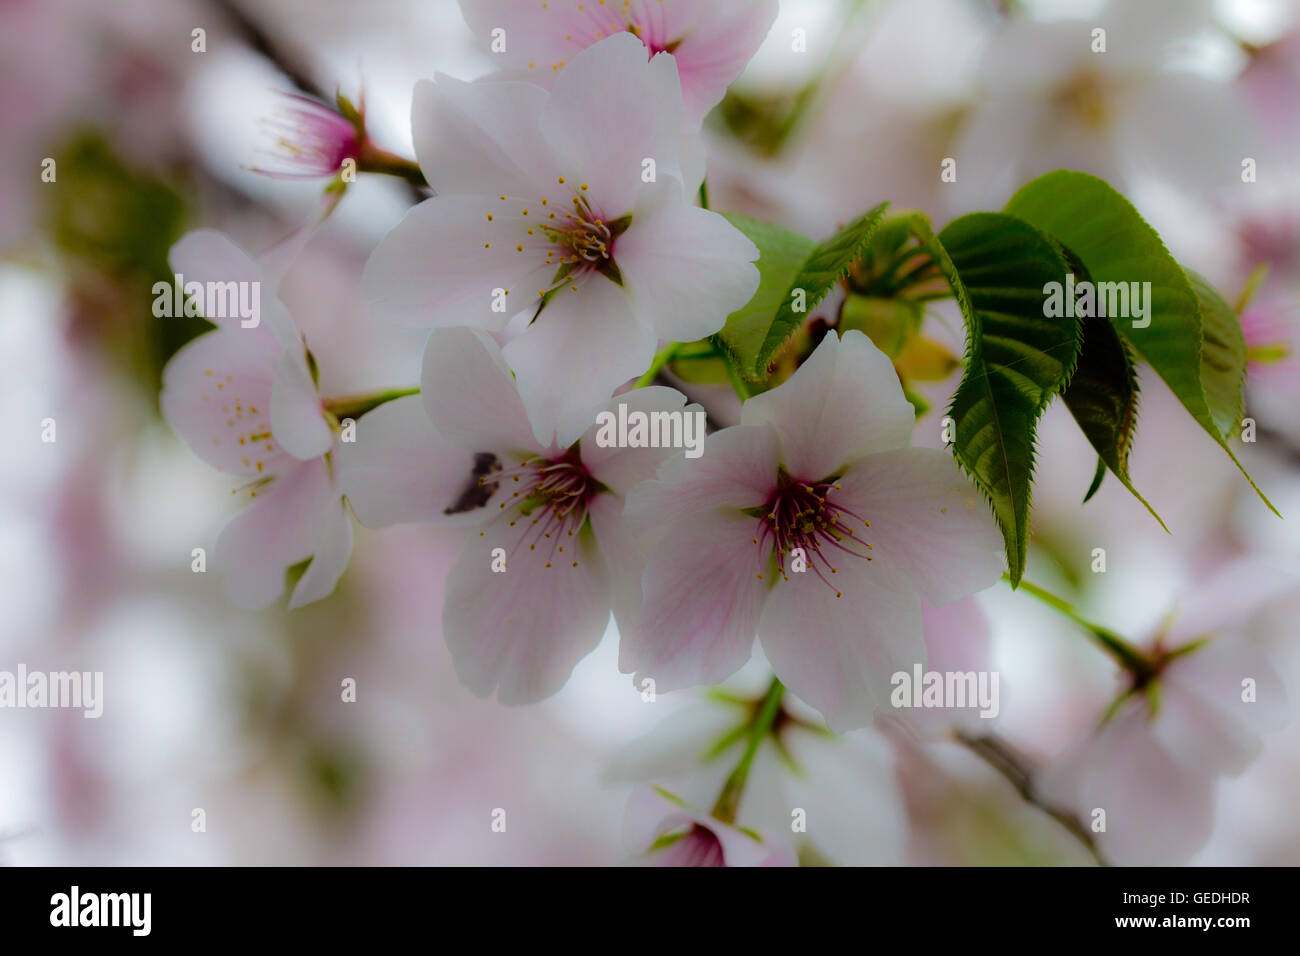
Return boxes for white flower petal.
[421,326,540,455]
[289,495,354,609]
[212,457,337,609]
[741,330,916,478]
[758,557,924,732]
[337,395,495,528]
[835,447,1004,607]
[578,385,696,495]
[160,329,289,477]
[361,194,553,329]
[442,517,611,704]
[616,176,760,343]
[270,345,332,460]
[623,423,781,532]
[620,509,767,692]
[503,275,656,447]
[411,74,554,197]
[539,33,686,216]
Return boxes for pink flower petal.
[623,423,781,532]
[1153,638,1289,776]
[835,447,1004,607]
[442,516,612,704]
[1164,556,1300,647]
[337,395,495,528]
[586,492,646,642]
[663,0,779,122]
[212,456,339,609]
[577,385,696,495]
[623,785,795,866]
[741,330,916,479]
[615,176,760,343]
[884,597,997,735]
[456,0,598,81]
[421,327,540,455]
[457,0,778,126]
[289,495,354,610]
[411,74,554,197]
[503,274,656,447]
[270,345,332,460]
[758,556,924,732]
[161,329,293,478]
[1039,703,1217,866]
[168,230,280,338]
[539,33,687,216]
[620,509,767,691]
[361,194,555,329]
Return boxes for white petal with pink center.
[161,229,349,609]
[338,327,701,703]
[622,330,1003,730]
[1040,557,1297,864]
[457,0,779,126]
[361,33,759,444]
[623,786,796,867]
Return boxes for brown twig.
[954,729,1108,866]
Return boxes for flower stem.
[356,143,430,190]
[723,354,753,402]
[635,343,681,388]
[1009,576,1156,679]
[698,178,710,210]
[954,730,1107,866]
[322,386,420,422]
[711,677,784,824]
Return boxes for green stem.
[698,178,710,210]
[1010,576,1156,679]
[711,677,784,824]
[635,343,681,388]
[723,354,753,402]
[322,386,420,422]
[356,142,430,189]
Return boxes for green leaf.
[1052,244,1166,529]
[1083,457,1106,504]
[1061,310,1166,528]
[839,295,918,357]
[667,340,733,385]
[1004,171,1274,513]
[1187,269,1247,439]
[716,214,816,380]
[930,212,1084,587]
[760,203,890,375]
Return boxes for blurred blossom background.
[2,0,1298,865]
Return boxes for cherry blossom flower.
[457,0,778,125]
[606,669,909,865]
[249,91,363,181]
[948,0,1250,212]
[620,330,1004,731]
[1039,557,1298,865]
[881,596,999,735]
[623,785,796,867]
[161,229,351,610]
[338,325,699,704]
[361,33,760,444]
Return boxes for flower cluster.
[154,0,1295,867]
